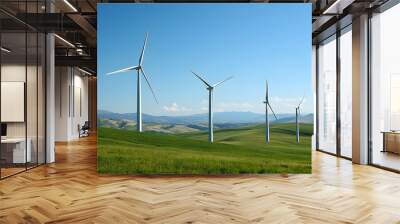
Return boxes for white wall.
[55,67,89,141]
[55,66,69,141]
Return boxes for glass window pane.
[318,36,337,154]
[0,1,46,179]
[340,28,352,158]
[27,31,38,169]
[1,31,27,177]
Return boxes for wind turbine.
[107,33,158,132]
[263,80,278,144]
[191,71,233,143]
[296,95,305,143]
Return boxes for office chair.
[79,121,90,138]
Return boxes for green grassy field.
[97,123,312,174]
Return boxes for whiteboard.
[1,82,25,122]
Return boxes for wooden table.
[382,131,400,154]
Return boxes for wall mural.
[97,4,312,174]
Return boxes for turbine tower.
[107,33,158,132]
[296,95,305,143]
[263,80,278,144]
[191,71,233,143]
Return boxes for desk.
[1,138,31,163]
[382,131,400,154]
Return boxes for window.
[370,3,400,171]
[339,27,352,158]
[0,2,46,179]
[317,35,337,154]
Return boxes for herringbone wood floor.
[1,135,400,224]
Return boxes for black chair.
[79,121,90,138]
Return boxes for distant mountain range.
[98,110,313,125]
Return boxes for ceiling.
[0,0,394,75]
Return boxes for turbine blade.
[298,95,305,107]
[266,80,268,101]
[139,33,148,66]
[107,66,138,75]
[140,68,158,104]
[191,71,212,88]
[268,103,278,120]
[213,76,234,87]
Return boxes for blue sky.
[98,4,312,116]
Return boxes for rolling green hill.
[98,123,312,174]
[98,118,259,134]
[98,118,201,134]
